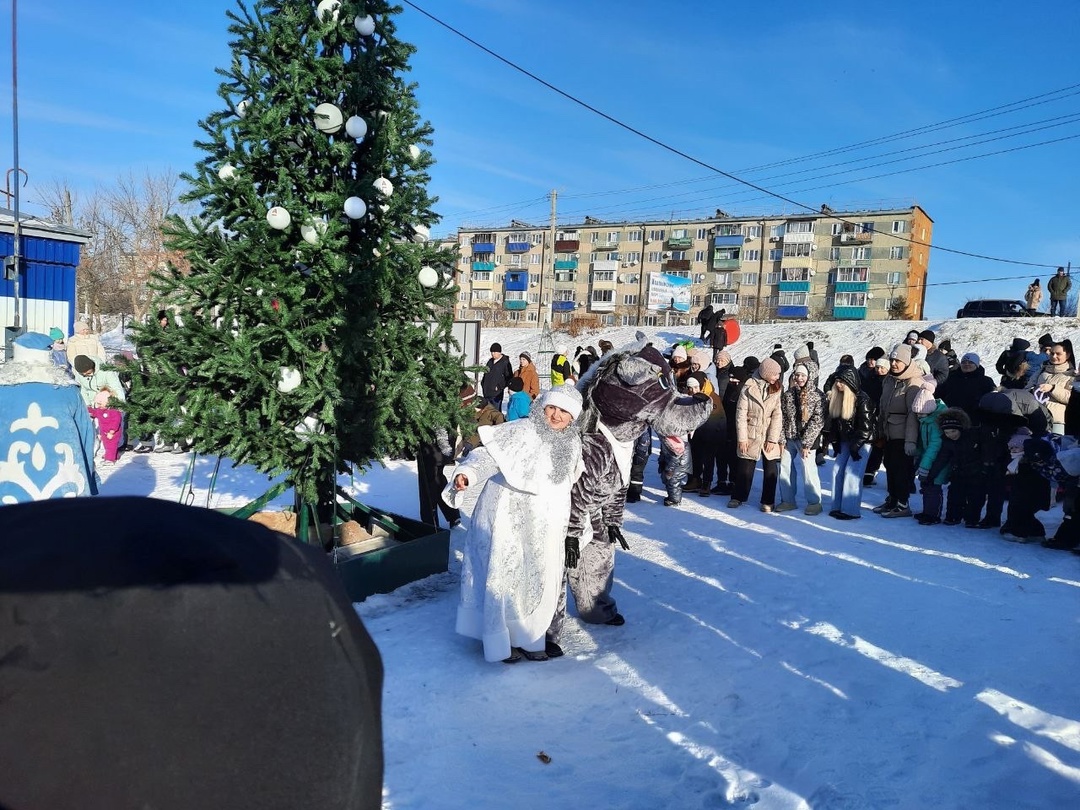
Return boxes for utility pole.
[543,189,557,326]
[9,0,22,334]
[754,219,766,324]
[636,223,647,325]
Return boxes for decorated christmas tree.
[127,0,463,539]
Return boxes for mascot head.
[577,334,711,443]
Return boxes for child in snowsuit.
[505,377,531,421]
[943,414,981,525]
[917,407,967,524]
[87,388,124,463]
[658,433,691,506]
[686,372,726,497]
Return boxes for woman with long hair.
[826,368,875,519]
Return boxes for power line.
[403,0,1066,270]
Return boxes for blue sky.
[3,0,1079,319]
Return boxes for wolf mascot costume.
[548,336,711,650]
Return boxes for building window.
[472,272,491,283]
[671,228,689,239]
[626,229,642,242]
[529,254,541,265]
[831,223,843,235]
[782,267,810,282]
[770,225,784,239]
[649,229,666,241]
[504,290,526,302]
[768,249,783,262]
[666,269,690,278]
[606,252,621,261]
[766,271,781,284]
[642,315,657,326]
[892,220,907,233]
[695,250,706,262]
[623,294,638,305]
[712,273,732,287]
[607,231,622,243]
[783,242,812,258]
[889,246,905,260]
[625,251,641,263]
[836,267,868,282]
[526,311,538,322]
[861,222,875,233]
[554,290,574,302]
[696,228,709,239]
[746,225,761,239]
[592,289,614,303]
[851,246,871,261]
[829,247,841,261]
[602,315,615,325]
[529,273,540,284]
[647,251,664,263]
[506,255,523,266]
[527,293,539,303]
[472,290,491,302]
[670,250,685,261]
[744,249,760,262]
[778,291,808,306]
[887,271,903,285]
[741,272,758,285]
[786,220,814,233]
[835,292,867,307]
[592,270,615,282]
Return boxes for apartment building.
[451,206,932,327]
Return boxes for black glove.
[849,444,862,461]
[564,535,580,569]
[608,525,629,550]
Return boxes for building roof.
[0,208,91,244]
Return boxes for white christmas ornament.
[316,0,341,21]
[354,14,376,35]
[378,204,390,214]
[345,115,368,140]
[418,266,439,288]
[314,102,344,134]
[411,224,430,243]
[217,163,236,181]
[266,207,292,230]
[300,219,328,245]
[236,99,251,117]
[408,144,422,161]
[294,415,323,439]
[343,197,367,219]
[277,367,302,393]
[373,177,393,197]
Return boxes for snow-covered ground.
[90,317,1080,809]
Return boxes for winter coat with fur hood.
[780,382,825,449]
[735,372,782,460]
[1034,360,1075,425]
[826,367,876,449]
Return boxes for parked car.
[955,299,1044,318]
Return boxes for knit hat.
[12,332,55,365]
[714,350,732,368]
[489,342,502,353]
[939,413,964,432]
[459,384,476,405]
[598,340,613,354]
[772,343,783,351]
[543,383,583,420]
[889,344,913,365]
[866,346,886,361]
[939,339,952,352]
[685,374,702,391]
[73,355,96,375]
[913,392,938,415]
[555,344,567,356]
[743,356,760,372]
[74,320,90,334]
[919,330,936,343]
[49,327,65,342]
[690,348,711,368]
[519,351,532,363]
[794,344,811,361]
[1038,333,1054,349]
[792,363,809,378]
[905,330,920,343]
[508,377,524,392]
[961,352,980,366]
[875,357,890,371]
[671,344,688,360]
[759,357,782,381]
[1009,337,1030,352]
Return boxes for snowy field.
[90,317,1080,809]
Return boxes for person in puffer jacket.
[730,358,783,511]
[875,344,922,518]
[776,364,825,515]
[825,366,875,520]
[912,398,951,524]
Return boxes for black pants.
[690,422,726,489]
[968,465,1007,524]
[732,455,778,505]
[883,439,914,504]
[920,481,943,518]
[626,428,652,500]
[416,444,459,529]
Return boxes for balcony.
[471,241,495,253]
[713,234,745,248]
[503,300,528,311]
[778,280,811,293]
[554,259,578,271]
[471,261,495,272]
[833,305,867,320]
[552,300,576,312]
[664,259,691,272]
[589,298,616,313]
[777,305,810,319]
[504,271,528,292]
[553,272,576,285]
[834,280,869,293]
[470,273,493,289]
[667,236,693,250]
[712,256,741,270]
[555,239,579,252]
[505,241,531,253]
[839,231,873,244]
[783,231,815,245]
[592,241,619,252]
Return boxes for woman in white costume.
[445,384,583,663]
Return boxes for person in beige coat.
[729,357,783,511]
[1033,341,1074,434]
[875,343,922,518]
[1024,279,1042,313]
[65,320,107,368]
